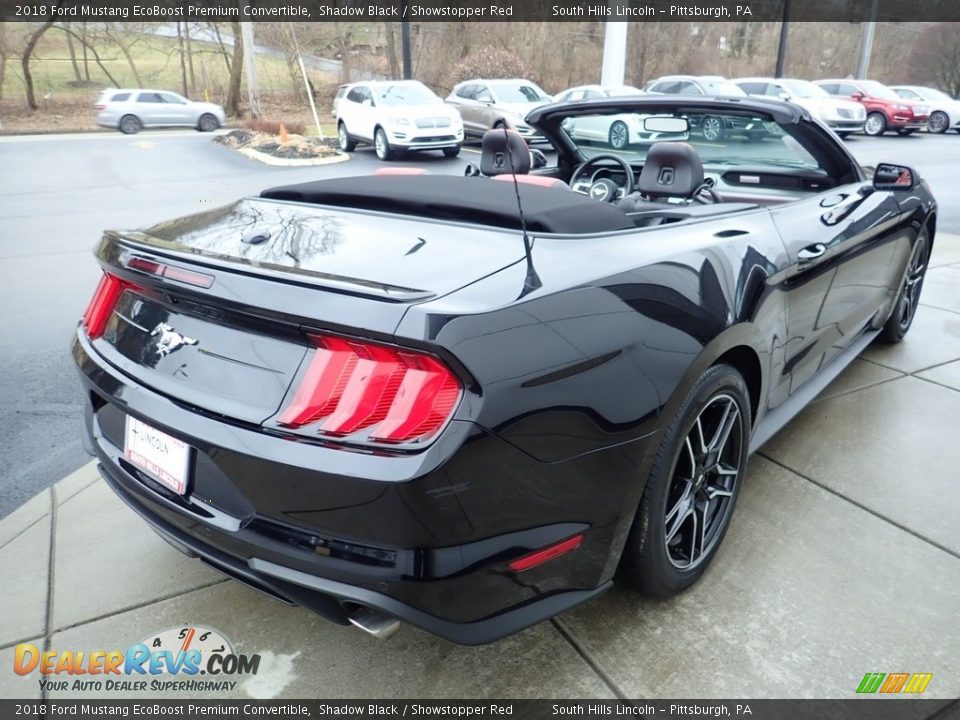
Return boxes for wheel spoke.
[715,462,739,477]
[695,417,708,454]
[709,401,739,456]
[666,482,692,526]
[687,508,698,564]
[706,484,733,499]
[666,502,693,545]
[684,436,697,474]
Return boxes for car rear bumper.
[73,330,629,644]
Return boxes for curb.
[236,146,350,167]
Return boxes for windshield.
[494,83,549,103]
[375,83,440,107]
[858,81,899,100]
[782,80,830,99]
[701,81,747,96]
[561,109,823,172]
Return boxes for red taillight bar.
[508,535,584,573]
[128,257,214,288]
[82,273,133,339]
[278,333,462,446]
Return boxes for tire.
[620,364,751,597]
[700,116,725,142]
[338,122,357,152]
[608,120,629,150]
[119,115,142,135]
[928,111,949,134]
[877,225,930,343]
[197,113,219,132]
[897,128,917,136]
[863,112,887,137]
[374,127,394,161]
[442,145,461,158]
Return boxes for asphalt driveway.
[0,130,958,703]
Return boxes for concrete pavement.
[1,236,958,701]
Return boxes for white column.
[601,20,628,87]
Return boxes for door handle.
[797,243,827,262]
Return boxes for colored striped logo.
[857,672,933,694]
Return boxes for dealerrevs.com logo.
[14,626,260,694]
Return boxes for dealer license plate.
[124,416,191,495]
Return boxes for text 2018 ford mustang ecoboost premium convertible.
[74,96,935,644]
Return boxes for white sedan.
[554,85,663,150]
[889,85,960,134]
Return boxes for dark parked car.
[642,75,769,141]
[815,79,930,136]
[74,96,935,645]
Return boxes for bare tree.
[64,21,82,82]
[384,22,399,79]
[908,23,960,96]
[226,20,244,116]
[104,23,144,86]
[61,25,121,86]
[0,23,8,103]
[22,20,56,110]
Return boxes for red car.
[815,79,930,136]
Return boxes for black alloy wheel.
[879,226,930,343]
[620,364,750,596]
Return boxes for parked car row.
[642,74,957,139]
[327,74,957,161]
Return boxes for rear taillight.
[94,104,106,110]
[277,333,462,446]
[82,273,132,339]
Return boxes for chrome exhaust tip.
[348,607,401,640]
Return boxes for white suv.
[336,81,464,161]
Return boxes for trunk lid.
[134,199,524,301]
[90,198,523,425]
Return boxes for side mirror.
[778,92,791,101]
[362,99,373,108]
[873,163,918,191]
[851,91,865,101]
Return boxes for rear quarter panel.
[395,208,790,464]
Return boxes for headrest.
[480,128,531,176]
[637,142,704,199]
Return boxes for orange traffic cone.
[279,124,290,144]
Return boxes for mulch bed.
[214,129,341,159]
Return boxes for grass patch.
[0,27,325,107]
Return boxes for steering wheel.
[570,154,635,203]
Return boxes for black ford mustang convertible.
[74,96,935,644]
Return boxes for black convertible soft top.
[260,176,635,235]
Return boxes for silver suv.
[445,79,552,141]
[95,89,226,135]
